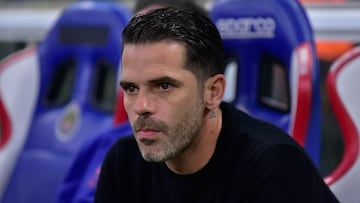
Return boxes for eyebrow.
[119,76,182,88]
[119,81,136,89]
[148,76,181,86]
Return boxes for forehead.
[121,41,188,75]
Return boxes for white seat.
[325,46,360,203]
[0,47,39,200]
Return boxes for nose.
[132,90,154,116]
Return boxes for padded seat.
[211,0,321,164]
[1,2,131,203]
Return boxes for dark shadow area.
[319,59,344,177]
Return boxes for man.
[95,7,339,202]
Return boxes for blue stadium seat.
[56,89,130,203]
[56,122,131,203]
[211,0,321,164]
[1,2,131,203]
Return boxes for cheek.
[123,98,134,117]
[172,94,202,115]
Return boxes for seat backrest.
[56,122,132,202]
[325,46,360,203]
[55,79,129,202]
[1,2,131,203]
[210,0,321,164]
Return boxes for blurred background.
[0,0,360,190]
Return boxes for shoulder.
[239,144,319,183]
[242,144,337,202]
[219,102,316,170]
[255,144,315,170]
[220,102,298,147]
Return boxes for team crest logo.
[55,102,81,141]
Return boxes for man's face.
[120,41,206,162]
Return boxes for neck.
[165,107,222,175]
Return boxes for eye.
[160,83,170,90]
[121,84,138,95]
[127,86,137,93]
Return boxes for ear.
[204,74,226,110]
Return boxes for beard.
[132,98,205,162]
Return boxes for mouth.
[133,117,168,141]
[136,128,161,139]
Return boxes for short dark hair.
[133,0,208,17]
[122,7,225,85]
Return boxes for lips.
[133,116,168,139]
[136,128,160,139]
